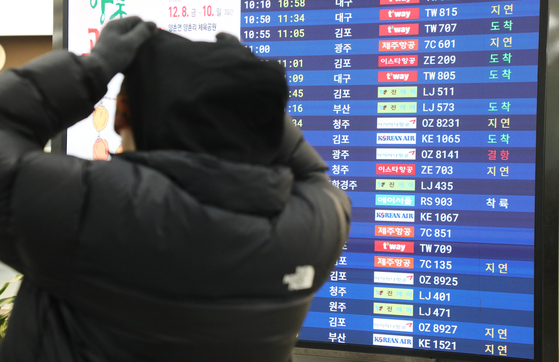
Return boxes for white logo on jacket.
[283,266,315,291]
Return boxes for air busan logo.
[379,8,420,20]
[375,240,415,253]
[379,24,419,36]
[375,210,415,222]
[373,334,413,348]
[377,133,416,145]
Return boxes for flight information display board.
[240,0,539,360]
[65,0,544,360]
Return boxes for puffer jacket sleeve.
[0,51,107,284]
[275,114,351,292]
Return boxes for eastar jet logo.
[379,8,420,20]
[379,55,418,67]
[377,164,416,175]
[373,334,413,348]
[379,24,419,36]
[379,71,418,82]
[375,241,415,253]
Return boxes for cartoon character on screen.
[92,104,110,160]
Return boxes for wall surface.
[0,0,53,36]
[0,36,52,72]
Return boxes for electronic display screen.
[67,0,543,359]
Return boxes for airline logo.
[374,302,414,316]
[375,240,415,253]
[379,39,418,52]
[377,117,417,129]
[375,210,415,222]
[378,71,418,83]
[374,318,414,333]
[376,195,415,207]
[374,271,414,285]
[376,148,416,160]
[377,164,416,175]
[374,287,414,301]
[377,133,416,145]
[373,334,414,348]
[375,256,414,269]
[380,0,420,5]
[376,179,415,191]
[379,8,420,20]
[376,225,415,237]
[378,86,417,99]
[379,24,419,36]
[378,102,417,114]
[379,55,418,67]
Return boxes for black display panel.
[240,0,541,360]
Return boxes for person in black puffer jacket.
[0,17,350,362]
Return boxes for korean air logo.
[375,210,415,222]
[377,133,416,145]
[373,334,413,348]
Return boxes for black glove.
[85,16,157,84]
[215,32,241,45]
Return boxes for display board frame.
[54,0,558,360]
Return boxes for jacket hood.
[117,150,293,216]
[122,31,288,165]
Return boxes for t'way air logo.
[379,23,419,36]
[374,302,414,316]
[379,8,420,20]
[374,287,414,301]
[380,0,420,5]
[376,179,416,191]
[375,240,415,253]
[378,71,418,82]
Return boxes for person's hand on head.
[87,16,157,83]
[215,32,241,45]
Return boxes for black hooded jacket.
[0,34,350,362]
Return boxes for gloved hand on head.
[84,16,157,84]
